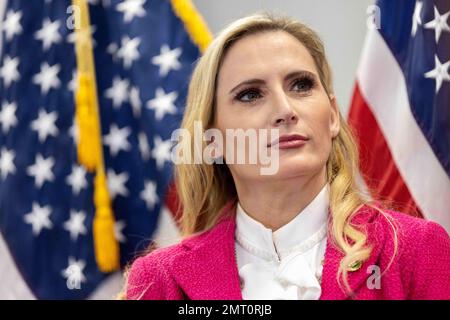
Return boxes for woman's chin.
[268,156,325,179]
[228,154,325,180]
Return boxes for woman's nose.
[271,91,299,126]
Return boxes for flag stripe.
[0,233,34,299]
[349,83,422,217]
[354,28,450,230]
[376,0,450,176]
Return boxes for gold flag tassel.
[93,170,119,272]
[72,0,119,272]
[170,0,213,53]
[75,74,100,171]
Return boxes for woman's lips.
[267,134,309,149]
[277,139,308,149]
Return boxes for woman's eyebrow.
[228,79,265,95]
[285,70,316,82]
[228,70,317,95]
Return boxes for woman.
[124,13,450,300]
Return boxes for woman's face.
[214,30,340,182]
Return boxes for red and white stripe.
[348,29,450,232]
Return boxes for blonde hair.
[174,12,398,295]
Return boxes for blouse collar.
[235,184,329,261]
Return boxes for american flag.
[348,0,450,232]
[0,0,205,299]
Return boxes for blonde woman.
[124,13,450,300]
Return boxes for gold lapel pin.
[347,260,362,272]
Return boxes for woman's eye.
[292,77,314,92]
[236,90,261,103]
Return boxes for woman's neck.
[234,169,327,231]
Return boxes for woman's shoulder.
[351,205,450,271]
[355,205,449,255]
[353,204,448,242]
[125,232,206,295]
[129,241,185,274]
[125,215,236,299]
[383,208,450,265]
[372,206,447,246]
[357,205,450,298]
[125,241,184,299]
[130,214,235,266]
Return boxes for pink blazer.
[126,200,450,300]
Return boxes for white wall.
[193,0,374,116]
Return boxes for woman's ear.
[328,94,340,138]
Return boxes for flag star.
[66,164,88,195]
[27,154,55,188]
[140,180,159,210]
[34,18,62,51]
[0,55,20,87]
[107,169,129,199]
[32,62,61,95]
[138,132,150,161]
[0,101,18,134]
[424,55,450,93]
[61,257,87,290]
[151,136,172,170]
[114,220,127,243]
[31,109,59,143]
[2,9,23,41]
[105,76,129,109]
[103,124,132,156]
[0,147,16,179]
[117,36,141,68]
[69,119,80,144]
[116,0,147,23]
[63,210,87,241]
[411,1,423,36]
[146,87,178,121]
[129,86,142,118]
[151,45,182,77]
[23,202,53,236]
[424,6,450,43]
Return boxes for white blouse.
[235,184,329,300]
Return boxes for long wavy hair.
[174,12,398,295]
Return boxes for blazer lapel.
[170,201,243,300]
